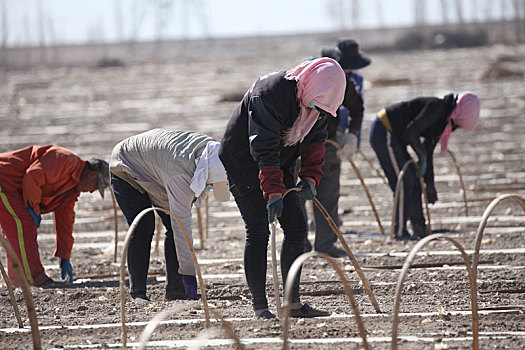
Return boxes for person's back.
[111,128,213,209]
[308,38,370,257]
[0,145,108,286]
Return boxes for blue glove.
[60,258,73,283]
[27,207,41,228]
[266,194,283,223]
[418,157,427,177]
[296,178,316,200]
[182,275,198,300]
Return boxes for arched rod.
[119,206,211,348]
[391,234,479,350]
[281,251,369,350]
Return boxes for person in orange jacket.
[0,145,109,287]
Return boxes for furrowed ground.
[0,34,524,349]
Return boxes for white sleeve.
[165,175,196,276]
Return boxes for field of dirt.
[0,32,524,349]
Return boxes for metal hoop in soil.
[472,194,525,275]
[391,234,479,350]
[282,251,369,350]
[137,306,244,350]
[119,206,211,349]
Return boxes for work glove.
[418,157,427,177]
[336,133,358,160]
[296,178,316,200]
[266,193,283,223]
[27,207,42,228]
[182,275,198,300]
[426,182,438,204]
[60,258,73,283]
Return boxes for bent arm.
[249,96,287,197]
[165,175,196,276]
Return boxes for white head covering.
[190,141,229,201]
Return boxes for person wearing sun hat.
[369,92,480,239]
[0,145,109,287]
[219,57,346,319]
[303,39,371,257]
[109,129,230,302]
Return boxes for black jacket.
[385,94,457,184]
[219,70,328,194]
[327,76,364,139]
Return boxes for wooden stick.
[447,149,470,216]
[419,176,432,235]
[358,148,389,186]
[154,213,161,254]
[110,188,119,263]
[205,196,209,239]
[0,235,42,349]
[270,222,282,318]
[312,197,381,313]
[325,140,385,235]
[197,207,204,250]
[348,158,385,235]
[390,160,413,240]
[0,256,23,327]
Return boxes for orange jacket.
[0,145,86,259]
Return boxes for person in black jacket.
[369,92,480,239]
[305,39,370,257]
[219,58,346,319]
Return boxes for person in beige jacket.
[110,129,229,301]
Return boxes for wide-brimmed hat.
[322,39,371,70]
[87,158,110,199]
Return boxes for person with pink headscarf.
[369,92,480,239]
[219,58,346,319]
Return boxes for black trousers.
[369,117,425,236]
[110,173,184,297]
[231,184,307,311]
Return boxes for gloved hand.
[418,157,427,177]
[182,275,198,300]
[426,182,438,204]
[27,207,42,228]
[60,258,73,283]
[296,178,316,200]
[266,193,283,223]
[336,133,358,160]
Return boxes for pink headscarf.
[440,92,480,155]
[283,57,346,146]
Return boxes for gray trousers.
[313,142,342,250]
